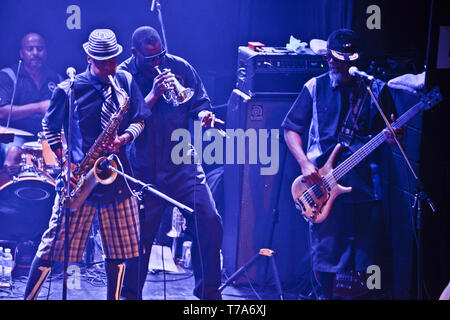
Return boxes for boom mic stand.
[362,76,436,300]
[101,158,194,299]
[103,162,194,215]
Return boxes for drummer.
[0,32,62,169]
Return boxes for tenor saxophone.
[62,74,130,210]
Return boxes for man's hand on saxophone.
[107,132,132,154]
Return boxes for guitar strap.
[338,80,369,147]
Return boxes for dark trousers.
[122,175,223,300]
[310,200,385,273]
[310,199,391,299]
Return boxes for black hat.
[83,29,123,60]
[327,29,359,62]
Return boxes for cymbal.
[0,125,34,137]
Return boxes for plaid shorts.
[36,194,140,262]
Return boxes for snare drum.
[0,168,56,242]
[22,136,59,175]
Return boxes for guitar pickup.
[302,190,315,207]
[296,197,306,212]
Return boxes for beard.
[28,58,44,70]
[329,68,344,87]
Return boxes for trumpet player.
[24,29,150,300]
[119,26,223,300]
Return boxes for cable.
[110,154,141,200]
[243,270,262,300]
[145,272,194,283]
[161,241,166,300]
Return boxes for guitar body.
[314,270,370,298]
[291,144,352,223]
[334,270,370,298]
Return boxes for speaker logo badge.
[250,105,263,121]
[48,81,57,93]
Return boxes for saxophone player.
[24,29,150,300]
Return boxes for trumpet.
[154,66,194,107]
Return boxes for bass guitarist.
[282,29,403,299]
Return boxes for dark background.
[0,0,448,300]
[0,0,433,103]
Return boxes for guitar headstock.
[420,87,443,110]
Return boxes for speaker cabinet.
[222,90,311,286]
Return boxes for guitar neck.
[330,101,424,183]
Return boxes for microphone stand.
[1,60,23,144]
[151,0,169,53]
[362,76,436,300]
[104,163,194,214]
[6,60,22,130]
[62,73,75,300]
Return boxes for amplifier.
[236,46,328,96]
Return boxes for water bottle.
[0,247,6,288]
[182,241,192,269]
[2,248,13,288]
[0,247,3,278]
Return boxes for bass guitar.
[291,87,443,223]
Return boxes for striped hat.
[83,29,123,60]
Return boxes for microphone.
[66,67,76,82]
[348,66,374,81]
[150,0,157,11]
[98,154,114,171]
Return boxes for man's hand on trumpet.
[153,69,176,97]
[145,68,176,107]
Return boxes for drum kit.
[0,126,60,243]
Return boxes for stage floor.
[0,263,297,300]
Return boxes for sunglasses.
[324,50,338,62]
[138,49,166,63]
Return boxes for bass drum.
[0,169,56,242]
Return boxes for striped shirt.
[43,70,146,155]
[42,66,150,204]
